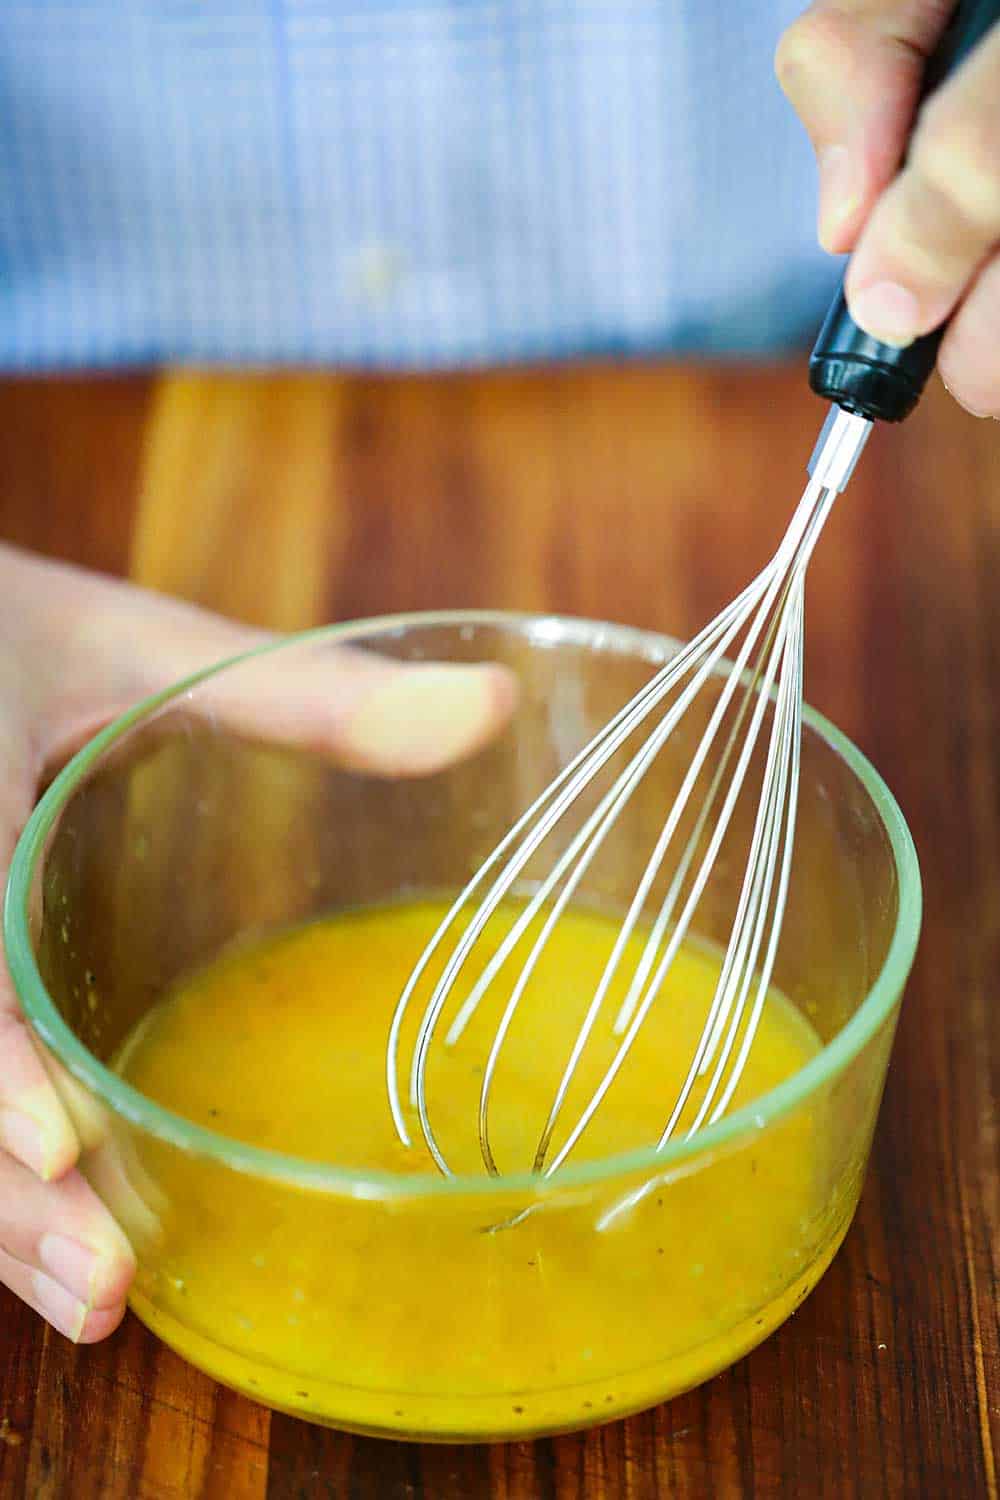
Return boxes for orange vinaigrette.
[115,900,830,1437]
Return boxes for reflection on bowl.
[5,613,921,1441]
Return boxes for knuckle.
[912,99,1000,227]
[0,1003,30,1055]
[775,4,854,90]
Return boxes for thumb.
[776,1,954,253]
[29,557,518,780]
[192,639,521,779]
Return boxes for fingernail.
[32,1270,88,1342]
[0,1110,49,1178]
[345,666,504,776]
[39,1233,99,1305]
[817,146,860,249]
[848,281,920,347]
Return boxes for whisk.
[387,0,997,1180]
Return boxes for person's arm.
[777,0,1000,417]
[0,544,513,1340]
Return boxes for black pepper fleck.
[512,1405,524,1414]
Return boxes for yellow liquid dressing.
[115,901,840,1439]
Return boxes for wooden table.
[0,367,996,1498]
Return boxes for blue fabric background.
[0,1,841,369]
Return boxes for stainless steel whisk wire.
[387,408,872,1180]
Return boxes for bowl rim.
[4,609,922,1197]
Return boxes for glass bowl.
[4,612,921,1442]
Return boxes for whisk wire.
[611,550,810,1042]
[407,578,777,1171]
[445,578,769,1050]
[686,582,805,1135]
[388,411,866,1182]
[385,576,772,1157]
[705,584,804,1127]
[529,476,835,1173]
[539,560,805,1175]
[482,581,788,1174]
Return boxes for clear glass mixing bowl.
[4,613,921,1441]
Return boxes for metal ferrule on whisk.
[807,408,872,494]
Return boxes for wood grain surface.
[0,367,996,1499]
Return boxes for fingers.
[0,804,79,1182]
[776,1,953,252]
[0,1152,135,1342]
[845,22,1000,345]
[938,251,1000,415]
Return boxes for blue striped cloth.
[0,2,839,370]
